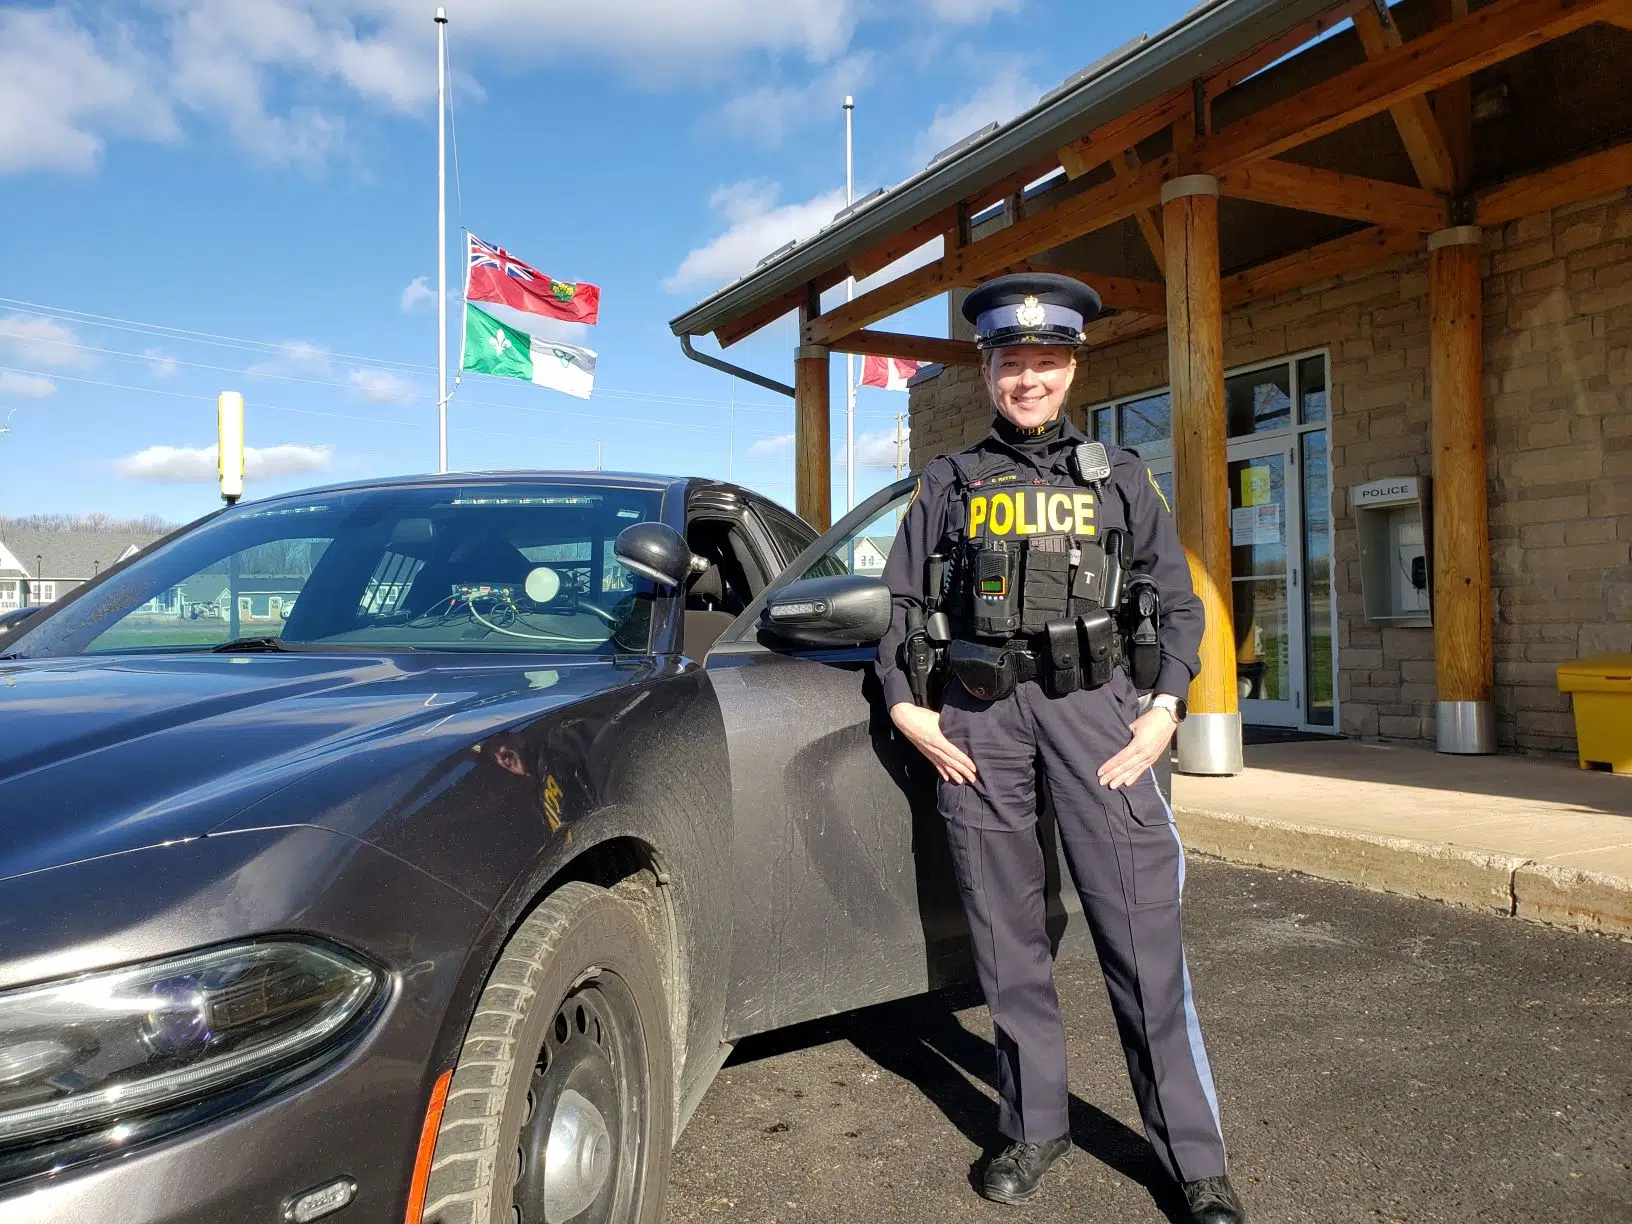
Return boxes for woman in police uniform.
[875,273,1248,1224]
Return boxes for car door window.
[754,504,819,571]
[710,478,917,651]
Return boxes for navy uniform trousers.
[936,667,1227,1185]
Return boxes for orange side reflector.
[404,1068,454,1224]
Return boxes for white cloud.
[666,181,848,293]
[0,8,176,174]
[247,340,333,378]
[715,54,872,150]
[921,0,1025,20]
[0,314,95,370]
[117,442,334,483]
[349,368,418,403]
[748,433,795,459]
[0,371,57,398]
[912,57,1044,167]
[400,275,435,312]
[143,347,180,377]
[854,429,909,468]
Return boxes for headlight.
[0,940,384,1151]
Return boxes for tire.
[422,881,673,1224]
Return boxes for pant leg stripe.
[1150,770,1224,1137]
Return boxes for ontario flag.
[466,233,601,325]
[860,354,921,392]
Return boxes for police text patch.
[965,489,1096,539]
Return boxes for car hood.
[0,652,642,882]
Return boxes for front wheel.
[423,881,673,1224]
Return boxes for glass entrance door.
[1228,436,1304,727]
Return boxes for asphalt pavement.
[665,860,1631,1224]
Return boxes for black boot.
[1182,1174,1248,1223]
[980,1135,1070,1204]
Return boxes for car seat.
[681,563,736,660]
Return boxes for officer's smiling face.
[984,345,1077,431]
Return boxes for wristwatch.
[1150,693,1187,724]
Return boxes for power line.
[0,296,795,413]
[0,331,794,439]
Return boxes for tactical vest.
[941,449,1115,643]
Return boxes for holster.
[948,639,1019,703]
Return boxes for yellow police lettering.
[1015,491,1038,535]
[968,495,988,536]
[988,492,1014,535]
[1047,492,1072,533]
[1073,493,1096,537]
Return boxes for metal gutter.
[679,335,795,398]
[668,0,1331,340]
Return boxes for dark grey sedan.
[0,470,1137,1224]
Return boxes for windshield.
[5,482,664,658]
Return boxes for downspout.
[678,334,795,398]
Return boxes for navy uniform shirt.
[875,415,1203,710]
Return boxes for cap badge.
[1016,295,1046,329]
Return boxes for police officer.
[876,273,1248,1223]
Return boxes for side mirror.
[614,522,701,589]
[760,574,892,648]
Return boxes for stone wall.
[904,189,1632,755]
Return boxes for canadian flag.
[860,355,921,391]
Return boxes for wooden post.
[795,288,832,531]
[1428,226,1494,752]
[1163,174,1242,776]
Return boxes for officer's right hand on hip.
[889,702,978,784]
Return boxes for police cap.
[961,272,1103,351]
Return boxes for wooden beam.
[1056,87,1190,180]
[795,289,831,532]
[1429,233,1493,733]
[1475,139,1632,225]
[1081,310,1169,349]
[828,330,979,367]
[1431,0,1474,193]
[1218,158,1448,230]
[1352,2,1458,193]
[995,265,1167,314]
[1197,0,1622,172]
[847,206,955,283]
[806,156,1172,346]
[1222,225,1421,308]
[1163,185,1240,760]
[964,155,1066,217]
[1205,0,1371,100]
[715,287,805,348]
[1116,149,1167,276]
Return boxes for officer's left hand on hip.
[1097,708,1176,790]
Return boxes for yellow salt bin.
[1555,655,1632,774]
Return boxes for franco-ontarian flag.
[462,303,596,399]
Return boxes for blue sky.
[0,0,1194,525]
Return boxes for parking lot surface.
[667,860,1631,1223]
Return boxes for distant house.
[851,537,893,575]
[0,526,162,613]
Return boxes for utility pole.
[844,95,856,514]
[727,384,735,482]
[436,7,449,473]
[894,412,907,480]
[596,439,603,471]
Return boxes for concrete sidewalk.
[1171,738,1632,936]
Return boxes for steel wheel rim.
[513,974,646,1224]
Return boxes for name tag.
[966,489,1096,539]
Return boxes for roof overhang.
[668,0,1336,339]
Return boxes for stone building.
[670,0,1632,771]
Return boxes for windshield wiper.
[211,636,292,653]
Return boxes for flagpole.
[436,7,449,474]
[843,94,855,514]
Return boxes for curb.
[1173,805,1632,937]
